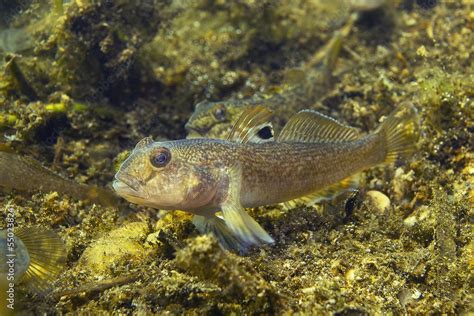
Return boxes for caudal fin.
[376,103,421,164]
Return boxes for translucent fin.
[375,103,420,163]
[0,151,118,207]
[221,203,274,248]
[282,174,360,210]
[15,227,66,294]
[278,109,360,143]
[304,13,357,72]
[192,215,249,252]
[85,186,120,208]
[226,105,274,144]
[219,165,274,250]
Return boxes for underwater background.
[0,0,472,314]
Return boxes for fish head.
[185,100,247,139]
[113,137,218,210]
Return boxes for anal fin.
[282,173,360,210]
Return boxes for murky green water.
[0,0,472,314]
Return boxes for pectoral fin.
[193,211,272,253]
[221,202,274,247]
[15,227,66,294]
[220,165,274,249]
[192,215,249,252]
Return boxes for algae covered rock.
[174,235,280,314]
[0,0,472,315]
[139,0,273,103]
[77,221,150,276]
[145,210,195,257]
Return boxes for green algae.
[0,0,472,314]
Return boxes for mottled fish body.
[238,136,383,208]
[114,104,420,252]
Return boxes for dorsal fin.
[226,105,274,144]
[277,109,360,143]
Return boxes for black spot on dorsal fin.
[226,106,274,144]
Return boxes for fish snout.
[184,121,208,138]
[113,172,145,197]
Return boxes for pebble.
[403,205,430,227]
[366,190,391,212]
[392,167,415,202]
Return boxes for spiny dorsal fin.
[227,105,274,144]
[277,110,360,143]
[281,173,360,210]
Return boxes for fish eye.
[150,148,171,168]
[213,105,226,122]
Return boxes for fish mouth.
[184,123,208,138]
[112,173,148,199]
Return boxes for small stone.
[366,190,391,212]
[403,205,431,227]
[398,288,422,307]
[403,215,417,227]
[405,17,417,26]
[301,286,317,294]
[401,68,410,78]
[345,268,356,282]
[392,167,415,201]
[417,45,428,57]
[411,289,422,300]
[349,0,387,11]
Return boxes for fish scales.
[238,136,384,207]
[114,104,420,252]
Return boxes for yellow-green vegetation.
[139,0,274,105]
[0,0,472,314]
[76,221,150,276]
[0,113,17,126]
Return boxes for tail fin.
[16,227,66,294]
[376,103,421,164]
